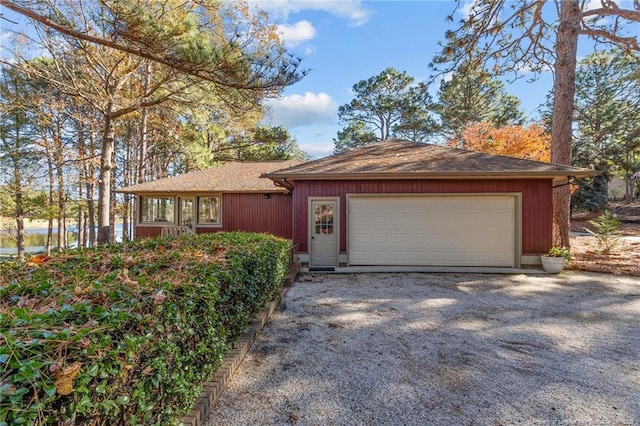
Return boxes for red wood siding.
[135,192,293,239]
[217,193,292,238]
[135,226,163,239]
[292,179,553,255]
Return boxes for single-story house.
[119,140,596,268]
[117,161,303,239]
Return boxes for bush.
[0,232,291,425]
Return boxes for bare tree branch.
[581,7,640,22]
[580,27,640,50]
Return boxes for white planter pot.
[541,256,566,273]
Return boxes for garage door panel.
[348,196,515,267]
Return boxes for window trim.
[138,195,176,224]
[196,194,223,227]
[136,194,223,228]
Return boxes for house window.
[140,197,175,223]
[197,196,221,225]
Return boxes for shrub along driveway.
[207,272,640,425]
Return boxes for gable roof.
[118,160,304,194]
[264,140,597,181]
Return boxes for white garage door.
[348,195,515,267]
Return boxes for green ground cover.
[0,232,291,425]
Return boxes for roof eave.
[114,188,290,194]
[265,170,600,181]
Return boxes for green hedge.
[0,232,291,425]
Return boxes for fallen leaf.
[16,296,37,309]
[153,290,166,305]
[49,361,63,373]
[74,285,93,296]
[28,254,49,265]
[118,269,139,288]
[54,362,82,396]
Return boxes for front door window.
[314,203,334,235]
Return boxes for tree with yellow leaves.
[453,122,551,163]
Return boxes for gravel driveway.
[207,272,640,425]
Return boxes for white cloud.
[583,0,603,11]
[265,92,338,128]
[0,32,14,61]
[581,0,607,25]
[459,0,498,26]
[302,44,316,55]
[299,142,334,158]
[580,0,633,25]
[251,0,373,26]
[459,0,478,20]
[277,20,317,47]
[516,61,553,75]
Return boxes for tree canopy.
[226,126,309,161]
[334,67,437,153]
[573,49,640,205]
[1,0,306,92]
[436,62,525,142]
[431,1,639,77]
[0,0,307,247]
[333,121,378,154]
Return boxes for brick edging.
[180,263,301,426]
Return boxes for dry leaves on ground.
[568,235,640,276]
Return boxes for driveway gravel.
[207,272,640,425]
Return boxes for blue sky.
[1,0,611,159]
[253,1,558,158]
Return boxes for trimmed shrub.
[0,232,291,425]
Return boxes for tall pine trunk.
[551,0,580,248]
[109,153,117,243]
[77,125,86,248]
[122,122,134,241]
[97,113,115,245]
[86,131,97,247]
[138,61,152,184]
[54,127,66,251]
[44,136,54,255]
[10,134,25,261]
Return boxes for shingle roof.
[264,140,597,180]
[117,161,304,194]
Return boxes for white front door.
[178,197,195,231]
[310,199,338,267]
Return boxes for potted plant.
[541,246,570,273]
